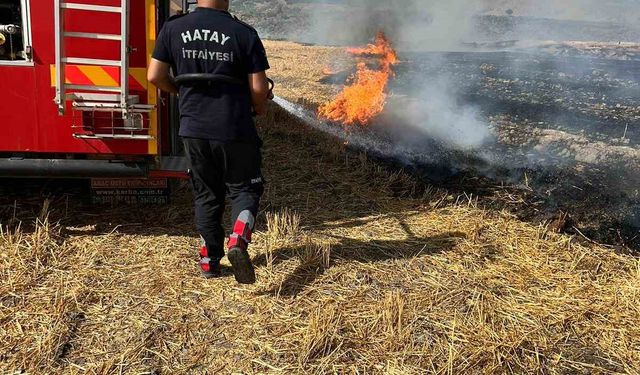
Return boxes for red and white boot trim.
[228,210,255,250]
[199,237,212,273]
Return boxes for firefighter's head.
[198,0,230,11]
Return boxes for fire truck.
[0,0,198,181]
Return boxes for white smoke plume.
[391,77,494,150]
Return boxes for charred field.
[277,42,640,250]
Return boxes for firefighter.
[147,0,272,284]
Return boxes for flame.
[319,32,399,126]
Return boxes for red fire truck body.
[0,0,185,178]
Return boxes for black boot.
[227,247,256,284]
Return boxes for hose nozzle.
[0,24,20,35]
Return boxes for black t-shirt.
[152,7,270,141]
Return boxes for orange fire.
[319,32,399,126]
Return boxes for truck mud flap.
[149,156,190,179]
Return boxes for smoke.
[389,76,495,150]
[501,0,640,24]
[298,0,640,47]
[274,95,494,171]
[300,0,481,51]
[395,0,481,51]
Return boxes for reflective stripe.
[145,0,158,155]
[200,257,211,272]
[50,65,147,90]
[228,210,255,250]
[77,65,119,87]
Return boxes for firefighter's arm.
[148,58,178,95]
[249,71,272,116]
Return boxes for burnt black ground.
[394,51,640,144]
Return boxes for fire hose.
[174,73,275,114]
